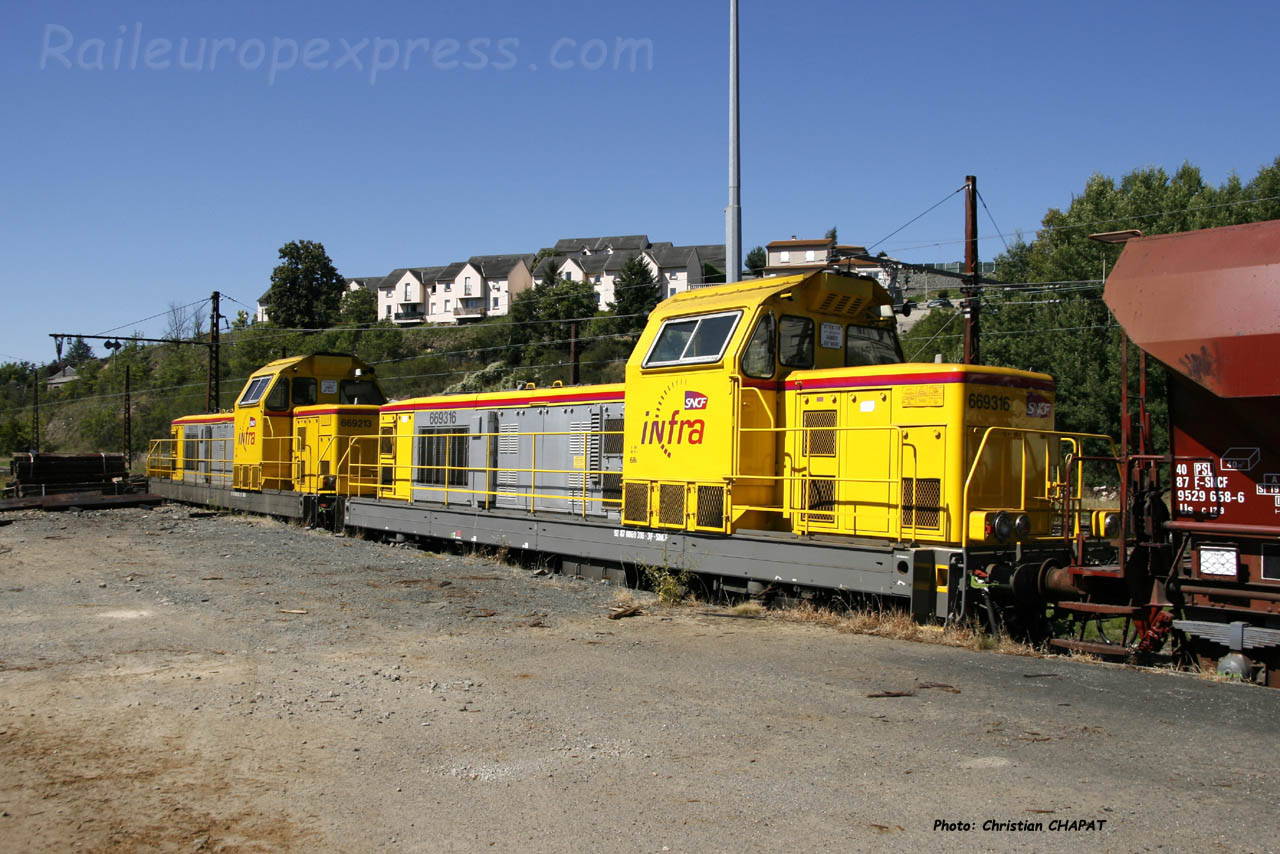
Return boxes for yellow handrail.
[960,426,1118,547]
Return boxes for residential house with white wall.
[471,253,534,317]
[764,237,889,289]
[533,235,726,309]
[424,262,467,324]
[647,244,727,296]
[379,268,433,325]
[764,237,835,276]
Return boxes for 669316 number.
[967,392,1010,412]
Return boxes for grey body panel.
[150,479,304,519]
[179,421,233,485]
[344,497,910,597]
[409,401,624,520]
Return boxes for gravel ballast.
[1,504,1277,852]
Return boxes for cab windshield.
[238,376,272,406]
[644,311,742,367]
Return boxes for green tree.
[339,287,378,326]
[65,336,94,366]
[607,255,660,333]
[536,256,563,290]
[508,270,599,377]
[265,240,345,330]
[0,416,31,454]
[744,245,767,276]
[825,225,838,243]
[904,156,1280,446]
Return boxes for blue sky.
[2,0,1278,364]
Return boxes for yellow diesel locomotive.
[149,270,1115,623]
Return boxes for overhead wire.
[975,189,1011,254]
[868,186,966,251]
[905,310,961,362]
[914,322,1119,341]
[93,297,211,337]
[882,192,1280,256]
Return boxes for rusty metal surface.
[1104,219,1280,398]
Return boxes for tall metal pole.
[31,371,39,454]
[207,291,221,413]
[725,0,742,283]
[962,175,980,365]
[124,364,132,466]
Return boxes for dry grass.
[640,562,692,605]
[610,588,638,609]
[771,602,1040,657]
[729,600,765,617]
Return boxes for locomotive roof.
[657,270,893,317]
[251,353,374,374]
[384,382,626,412]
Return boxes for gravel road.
[1,504,1277,853]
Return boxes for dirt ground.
[2,504,1278,853]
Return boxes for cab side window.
[846,325,904,367]
[741,313,775,379]
[779,316,815,369]
[292,377,317,407]
[340,379,385,405]
[264,380,289,412]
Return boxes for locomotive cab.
[622,269,1077,554]
[231,353,384,491]
[622,271,901,532]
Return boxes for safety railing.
[394,426,625,517]
[720,379,947,538]
[145,437,235,486]
[295,433,380,495]
[145,439,175,478]
[960,426,1120,548]
[734,420,945,539]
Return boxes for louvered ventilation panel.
[602,472,623,510]
[623,482,649,523]
[803,410,837,456]
[804,477,836,525]
[658,483,686,526]
[602,417,625,456]
[496,422,521,506]
[814,292,867,319]
[696,485,726,530]
[900,477,941,528]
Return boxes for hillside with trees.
[0,247,654,463]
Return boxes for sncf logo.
[684,391,708,410]
[1026,393,1052,418]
